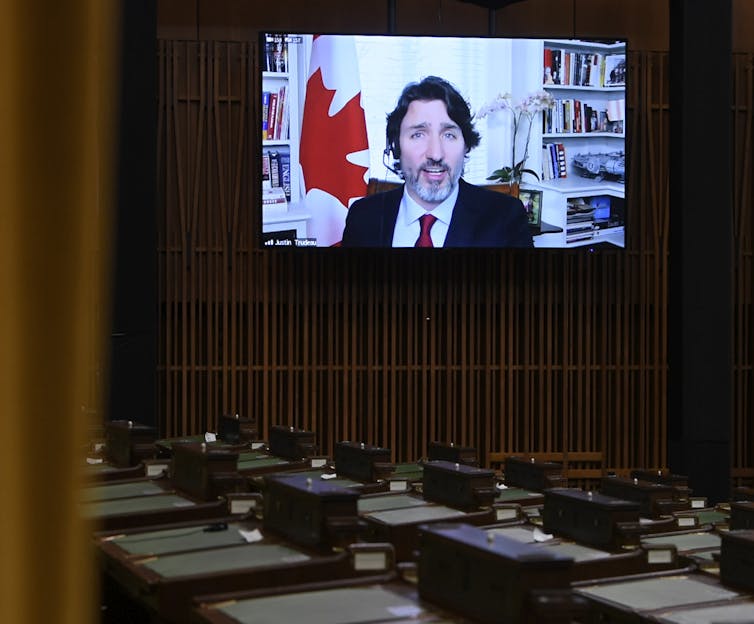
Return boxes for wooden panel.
[157,37,672,478]
[197,0,390,41]
[577,0,669,51]
[157,0,197,40]
[733,0,754,52]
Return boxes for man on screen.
[341,76,533,248]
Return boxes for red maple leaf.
[299,68,369,207]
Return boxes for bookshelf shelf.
[544,132,624,139]
[545,84,623,93]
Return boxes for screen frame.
[257,31,628,253]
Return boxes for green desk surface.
[693,509,729,525]
[81,480,168,503]
[155,435,205,449]
[389,463,423,480]
[237,455,290,471]
[156,436,249,451]
[358,494,429,514]
[236,451,270,462]
[485,526,611,561]
[81,493,196,519]
[540,541,612,562]
[365,505,465,526]
[142,542,310,579]
[216,585,426,624]
[654,600,754,623]
[641,532,721,553]
[576,575,741,611]
[494,487,544,502]
[106,522,257,557]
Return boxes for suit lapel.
[379,188,402,246]
[445,179,479,246]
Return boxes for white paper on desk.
[204,432,217,442]
[387,605,423,618]
[86,457,104,465]
[533,527,554,542]
[320,473,338,480]
[239,528,263,543]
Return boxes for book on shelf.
[261,91,270,140]
[543,46,627,89]
[262,85,289,141]
[266,91,278,139]
[279,151,291,201]
[269,150,281,188]
[262,151,272,190]
[544,98,611,135]
[263,148,291,201]
[604,54,626,87]
[542,142,567,180]
[264,35,288,73]
[262,186,288,214]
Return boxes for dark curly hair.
[385,76,481,166]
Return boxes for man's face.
[398,99,467,210]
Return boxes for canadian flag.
[299,35,370,246]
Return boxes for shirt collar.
[400,181,460,225]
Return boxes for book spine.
[556,143,567,178]
[262,150,272,189]
[269,150,280,188]
[548,143,558,178]
[267,92,278,140]
[279,152,291,201]
[543,48,554,84]
[261,91,270,140]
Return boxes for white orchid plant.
[477,90,555,184]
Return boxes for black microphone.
[382,147,402,176]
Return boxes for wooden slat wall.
[733,53,754,483]
[156,42,688,477]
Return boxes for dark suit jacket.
[341,179,534,248]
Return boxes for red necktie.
[415,214,437,248]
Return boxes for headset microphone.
[382,144,402,177]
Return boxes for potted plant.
[477,90,555,193]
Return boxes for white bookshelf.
[534,39,625,248]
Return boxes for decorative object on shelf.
[572,151,625,182]
[518,189,543,228]
[477,90,554,186]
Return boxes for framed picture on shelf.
[519,189,543,229]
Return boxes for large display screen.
[260,33,627,249]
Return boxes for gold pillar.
[0,1,117,622]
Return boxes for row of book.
[543,99,612,135]
[262,148,291,203]
[263,35,289,73]
[541,142,568,181]
[544,48,625,89]
[262,85,289,141]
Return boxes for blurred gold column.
[0,1,117,622]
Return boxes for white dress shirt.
[391,184,460,247]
